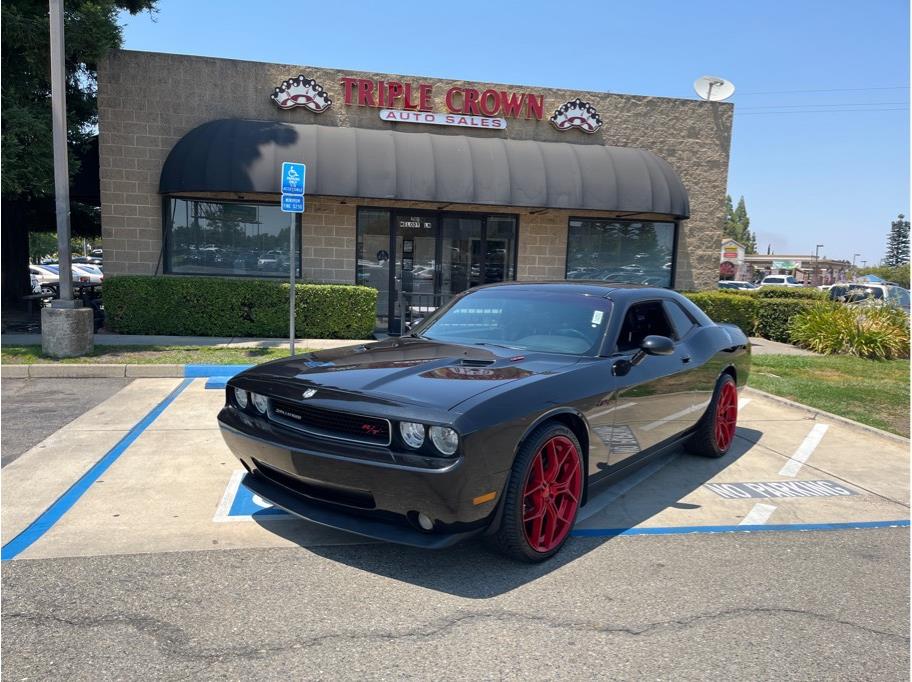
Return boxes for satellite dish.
[694,75,735,101]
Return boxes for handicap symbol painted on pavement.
[213,470,292,522]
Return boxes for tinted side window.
[663,301,697,340]
[616,301,675,352]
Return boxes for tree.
[884,214,910,267]
[723,194,757,254]
[1,0,156,306]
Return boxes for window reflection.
[166,199,300,277]
[566,219,675,288]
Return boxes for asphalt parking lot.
[2,377,909,679]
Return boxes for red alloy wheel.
[714,381,738,452]
[521,435,583,553]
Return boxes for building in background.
[743,254,850,285]
[98,51,733,333]
[719,238,748,281]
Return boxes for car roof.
[468,280,676,300]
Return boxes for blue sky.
[119,0,909,265]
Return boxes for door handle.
[681,356,691,364]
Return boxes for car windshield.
[418,288,612,355]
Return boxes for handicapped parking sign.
[281,162,306,195]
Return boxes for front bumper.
[240,470,482,549]
[218,407,507,547]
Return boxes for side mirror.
[630,335,675,366]
[641,335,675,356]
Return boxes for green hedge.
[683,291,816,342]
[683,292,757,335]
[755,299,817,342]
[104,276,378,339]
[721,287,828,300]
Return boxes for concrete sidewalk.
[748,336,820,356]
[1,332,362,351]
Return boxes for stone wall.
[98,50,733,289]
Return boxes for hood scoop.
[457,358,496,367]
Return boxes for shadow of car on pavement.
[252,427,763,598]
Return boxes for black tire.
[491,423,584,563]
[686,373,738,458]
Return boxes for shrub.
[683,292,756,335]
[104,275,377,339]
[753,288,828,300]
[755,299,817,342]
[790,303,910,360]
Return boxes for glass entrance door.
[394,213,438,332]
[357,209,518,334]
[439,216,483,300]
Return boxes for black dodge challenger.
[218,282,750,562]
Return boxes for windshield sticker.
[591,310,604,326]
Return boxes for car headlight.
[429,426,459,455]
[251,392,269,414]
[233,387,248,409]
[399,421,425,449]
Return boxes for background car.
[29,264,59,288]
[719,280,759,290]
[760,275,803,288]
[219,282,750,563]
[829,282,910,313]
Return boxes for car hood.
[241,337,582,411]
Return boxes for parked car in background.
[829,283,910,313]
[718,281,759,290]
[816,284,833,292]
[73,263,104,282]
[41,264,100,285]
[72,255,104,267]
[29,264,59,288]
[760,275,803,288]
[219,282,751,562]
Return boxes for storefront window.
[566,219,675,287]
[164,198,300,277]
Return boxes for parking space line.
[571,519,910,538]
[739,502,777,525]
[779,423,830,477]
[0,378,194,561]
[738,397,752,410]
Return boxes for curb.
[743,386,910,444]
[0,364,251,379]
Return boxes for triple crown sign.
[281,162,306,213]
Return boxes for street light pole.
[41,0,93,358]
[814,244,824,286]
[49,0,73,305]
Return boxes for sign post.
[280,162,306,356]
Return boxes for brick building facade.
[98,50,733,332]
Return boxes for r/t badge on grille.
[302,388,317,399]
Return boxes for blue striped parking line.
[1,378,194,561]
[185,364,253,378]
[571,519,910,538]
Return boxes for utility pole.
[50,0,73,304]
[41,0,93,357]
[814,244,824,286]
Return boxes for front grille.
[253,459,376,509]
[268,398,391,446]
